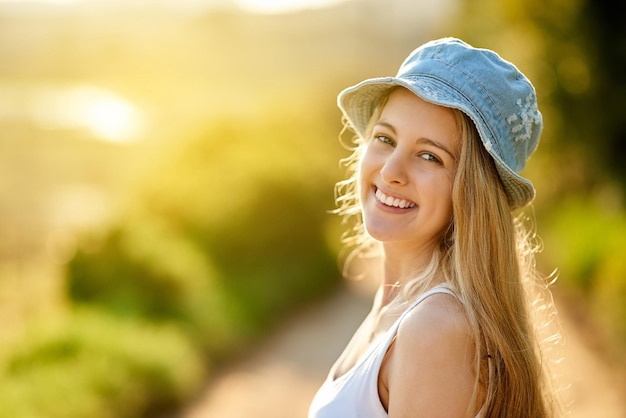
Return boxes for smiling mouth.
[375,188,416,209]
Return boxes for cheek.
[439,181,455,220]
[442,195,454,220]
[425,173,454,213]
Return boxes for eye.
[419,152,442,164]
[374,135,394,146]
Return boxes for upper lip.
[374,186,416,209]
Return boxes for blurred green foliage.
[542,197,626,348]
[0,309,204,418]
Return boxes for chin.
[363,223,405,243]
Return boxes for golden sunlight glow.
[81,94,143,143]
[234,0,346,14]
[33,86,145,144]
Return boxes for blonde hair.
[335,88,561,417]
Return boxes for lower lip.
[373,187,416,213]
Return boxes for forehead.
[378,87,460,151]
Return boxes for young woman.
[309,38,561,418]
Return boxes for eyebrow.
[374,120,458,160]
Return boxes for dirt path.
[180,283,626,418]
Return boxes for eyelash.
[373,135,442,164]
[375,135,394,146]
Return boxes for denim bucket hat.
[338,37,542,209]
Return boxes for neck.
[378,241,440,305]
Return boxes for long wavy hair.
[334,88,561,417]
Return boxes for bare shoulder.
[382,292,476,417]
[398,292,470,342]
[394,292,473,374]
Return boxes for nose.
[380,150,409,186]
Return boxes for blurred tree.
[526,0,626,197]
[579,0,626,187]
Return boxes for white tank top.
[308,284,482,418]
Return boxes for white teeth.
[375,189,416,209]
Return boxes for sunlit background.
[1,0,625,416]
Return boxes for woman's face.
[359,87,460,253]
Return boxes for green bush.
[541,198,626,288]
[541,197,626,347]
[0,309,204,418]
[67,219,244,356]
[593,251,626,346]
